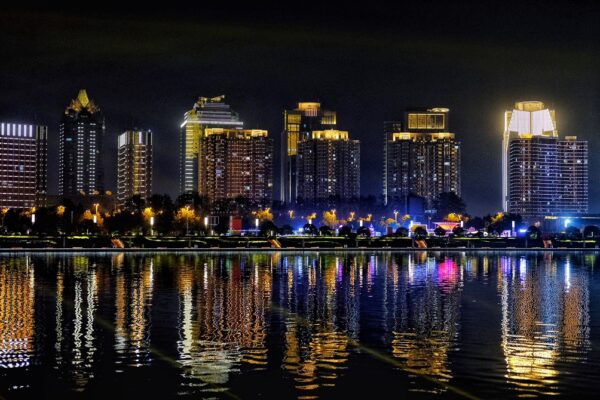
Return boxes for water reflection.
[113,253,154,368]
[176,254,271,393]
[0,257,34,369]
[0,252,597,398]
[279,255,355,396]
[498,254,591,397]
[390,254,462,393]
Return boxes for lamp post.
[185,206,190,236]
[150,216,154,236]
[394,210,398,222]
[255,218,260,233]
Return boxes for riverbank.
[0,234,598,251]
[1,247,600,253]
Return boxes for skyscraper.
[199,128,273,206]
[504,101,588,218]
[0,122,47,208]
[281,102,337,203]
[385,108,460,209]
[59,89,105,197]
[117,130,153,208]
[382,120,402,206]
[179,96,243,194]
[296,129,360,202]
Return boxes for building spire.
[77,89,90,108]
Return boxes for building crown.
[66,89,99,113]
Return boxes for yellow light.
[311,129,348,141]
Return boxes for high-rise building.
[382,120,402,206]
[281,102,337,203]
[179,96,243,194]
[117,130,153,207]
[296,129,360,202]
[199,128,273,206]
[504,101,588,218]
[385,108,460,209]
[59,89,105,197]
[0,122,47,208]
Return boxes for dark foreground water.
[0,251,599,399]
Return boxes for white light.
[31,214,35,224]
[150,216,154,226]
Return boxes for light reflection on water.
[0,251,598,398]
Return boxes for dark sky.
[1,2,599,216]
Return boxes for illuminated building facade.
[382,120,402,206]
[385,108,460,209]
[117,130,153,207]
[179,96,243,194]
[281,102,337,203]
[199,128,273,206]
[59,89,105,197]
[296,129,360,202]
[504,101,588,218]
[0,122,47,208]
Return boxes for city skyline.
[1,4,599,216]
[0,92,594,217]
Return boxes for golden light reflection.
[113,254,154,366]
[499,255,590,397]
[176,255,271,388]
[0,257,35,368]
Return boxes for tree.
[565,226,581,240]
[434,226,447,237]
[526,225,541,240]
[445,213,462,222]
[338,226,353,237]
[395,227,409,237]
[255,208,273,221]
[319,226,334,236]
[583,225,600,238]
[322,210,338,228]
[434,192,466,219]
[452,226,465,237]
[356,226,371,237]
[303,223,318,236]
[175,206,199,235]
[413,226,428,239]
[259,221,278,237]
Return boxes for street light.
[31,213,35,225]
[255,218,259,231]
[185,205,190,236]
[150,216,154,236]
[394,210,398,222]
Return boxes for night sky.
[1,2,599,216]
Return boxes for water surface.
[0,251,598,399]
